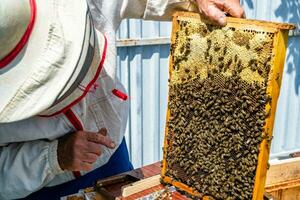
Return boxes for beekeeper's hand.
[57,128,115,171]
[195,0,245,26]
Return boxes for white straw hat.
[0,0,106,122]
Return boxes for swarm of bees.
[166,71,270,199]
[164,17,275,200]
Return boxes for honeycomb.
[170,18,274,86]
[162,12,295,200]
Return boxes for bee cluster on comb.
[166,75,270,199]
[162,12,294,200]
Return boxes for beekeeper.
[0,0,244,199]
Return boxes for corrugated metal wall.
[116,20,171,167]
[240,0,300,159]
[116,0,300,168]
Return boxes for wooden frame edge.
[252,28,289,200]
[173,11,296,30]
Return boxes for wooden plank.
[175,11,296,30]
[268,187,300,200]
[266,158,300,189]
[121,175,161,197]
[252,27,290,200]
[116,37,171,47]
[121,185,165,200]
[264,158,300,199]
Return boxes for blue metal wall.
[117,20,171,167]
[240,0,300,159]
[117,1,300,168]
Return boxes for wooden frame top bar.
[175,12,296,31]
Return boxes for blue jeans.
[22,138,133,200]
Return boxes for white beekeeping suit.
[0,0,196,199]
[87,0,197,82]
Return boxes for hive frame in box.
[266,157,300,199]
[161,12,296,200]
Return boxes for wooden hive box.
[161,12,295,200]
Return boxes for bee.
[216,57,224,63]
[185,49,191,55]
[224,58,233,71]
[207,39,212,50]
[184,28,189,35]
[223,46,227,55]
[218,63,224,70]
[181,21,187,27]
[246,44,251,50]
[267,55,272,62]
[258,67,263,75]
[214,46,221,52]
[184,68,190,74]
[209,55,213,64]
[234,54,238,63]
[266,136,273,144]
[194,68,198,75]
[236,60,243,73]
[266,95,272,104]
[255,46,263,52]
[179,46,185,54]
[237,59,242,68]
[249,59,257,71]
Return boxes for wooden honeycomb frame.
[161,12,295,200]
